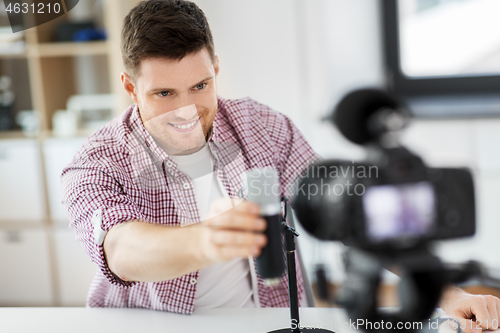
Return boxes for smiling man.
[61,0,500,329]
[62,0,317,313]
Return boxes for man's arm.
[103,199,267,282]
[62,157,267,286]
[440,286,500,333]
[385,265,500,333]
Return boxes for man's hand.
[196,198,268,264]
[441,287,500,333]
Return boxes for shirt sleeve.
[260,113,320,200]
[274,115,321,201]
[61,161,145,288]
[251,100,320,201]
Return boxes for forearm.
[104,220,210,282]
[440,285,469,308]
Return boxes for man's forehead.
[137,55,214,90]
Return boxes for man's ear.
[214,55,220,77]
[121,72,139,104]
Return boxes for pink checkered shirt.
[61,96,319,314]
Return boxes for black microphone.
[331,88,410,145]
[244,167,285,286]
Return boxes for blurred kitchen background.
[1,0,500,307]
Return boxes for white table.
[0,307,462,333]
[0,307,354,333]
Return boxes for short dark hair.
[121,0,215,80]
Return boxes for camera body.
[294,148,475,251]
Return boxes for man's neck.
[169,144,206,156]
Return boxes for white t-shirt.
[170,144,257,309]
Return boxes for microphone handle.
[256,214,285,280]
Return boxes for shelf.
[0,130,92,141]
[0,42,27,59]
[0,52,27,59]
[0,220,47,229]
[0,131,34,140]
[41,129,93,139]
[29,41,109,57]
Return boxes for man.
[62,0,500,331]
[62,0,314,313]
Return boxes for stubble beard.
[166,103,217,155]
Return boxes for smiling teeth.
[172,120,197,129]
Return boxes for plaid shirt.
[61,96,319,314]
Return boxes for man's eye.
[158,91,170,97]
[195,83,206,90]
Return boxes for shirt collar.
[129,104,170,162]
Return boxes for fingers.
[200,198,269,263]
[453,319,482,333]
[208,198,260,215]
[195,222,266,264]
[206,198,266,232]
[211,229,267,248]
[471,295,499,331]
[212,244,263,261]
[496,298,500,329]
[485,296,499,330]
[207,230,267,261]
[451,295,500,332]
[472,297,492,327]
[484,295,499,330]
[207,210,266,231]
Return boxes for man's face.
[122,48,220,155]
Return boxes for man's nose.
[170,93,198,119]
[170,103,198,120]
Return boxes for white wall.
[402,118,500,269]
[193,0,303,126]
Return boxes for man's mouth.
[168,117,200,132]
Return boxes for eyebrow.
[149,75,214,94]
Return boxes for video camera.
[292,88,478,332]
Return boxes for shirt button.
[183,183,190,189]
[166,161,173,168]
[190,278,197,285]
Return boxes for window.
[383,0,500,117]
